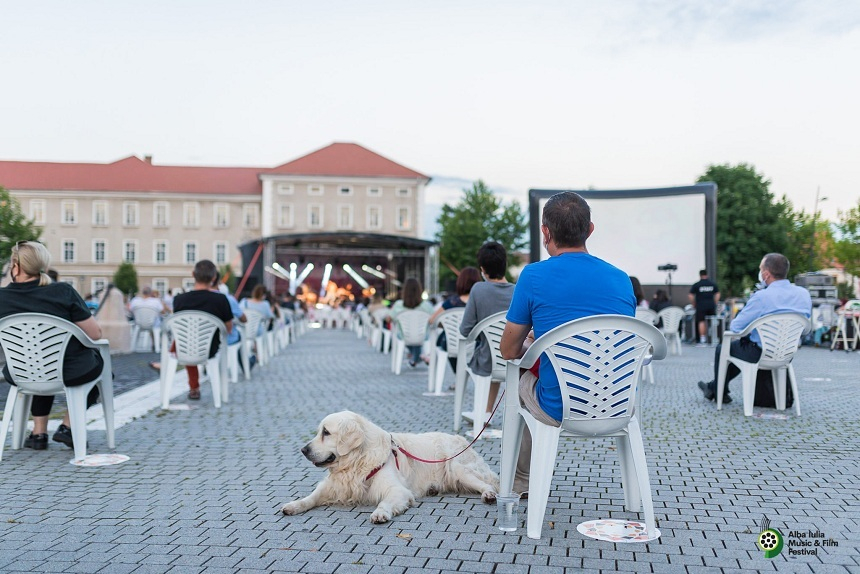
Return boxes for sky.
[2,0,859,239]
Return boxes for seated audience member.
[630,276,648,309]
[0,241,104,450]
[240,285,275,336]
[459,244,515,411]
[389,278,434,367]
[499,192,636,495]
[696,253,811,405]
[427,266,481,371]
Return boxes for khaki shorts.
[518,370,561,427]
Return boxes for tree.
[219,264,237,293]
[435,180,528,286]
[113,262,138,296]
[833,199,860,281]
[697,164,792,297]
[780,200,834,277]
[0,185,42,268]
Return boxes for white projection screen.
[529,184,717,289]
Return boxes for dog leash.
[394,389,506,465]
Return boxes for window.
[367,206,382,230]
[92,201,108,226]
[91,278,108,296]
[396,206,411,230]
[278,204,294,228]
[153,202,169,227]
[154,241,168,264]
[338,185,353,196]
[61,200,77,225]
[307,184,323,196]
[93,240,107,263]
[30,200,46,225]
[183,202,200,227]
[182,278,195,291]
[367,187,381,197]
[337,205,353,229]
[62,240,76,263]
[277,183,294,195]
[123,240,138,263]
[153,278,168,296]
[123,201,139,226]
[396,187,412,197]
[213,203,229,228]
[242,204,259,229]
[184,241,198,264]
[308,204,323,228]
[214,241,228,264]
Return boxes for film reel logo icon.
[756,516,784,558]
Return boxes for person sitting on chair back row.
[499,192,636,496]
[0,241,104,450]
[696,253,811,405]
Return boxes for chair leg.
[208,358,222,409]
[499,403,524,496]
[161,356,178,409]
[773,368,787,411]
[241,341,251,381]
[471,373,491,437]
[741,365,757,416]
[616,435,641,512]
[788,365,801,416]
[0,389,19,462]
[66,385,90,462]
[153,328,161,353]
[525,415,561,540]
[453,353,467,432]
[11,395,33,450]
[627,417,657,538]
[434,349,448,395]
[130,326,140,352]
[98,377,116,449]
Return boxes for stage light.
[288,262,298,295]
[296,263,314,285]
[320,263,333,296]
[343,264,369,289]
[265,266,289,280]
[361,265,386,279]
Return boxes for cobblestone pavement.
[0,327,858,573]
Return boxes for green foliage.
[833,200,860,280]
[219,264,237,292]
[113,262,138,296]
[697,164,792,296]
[435,180,528,286]
[780,200,834,277]
[0,186,42,268]
[837,282,856,300]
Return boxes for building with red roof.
[0,143,430,297]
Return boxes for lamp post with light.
[809,186,828,271]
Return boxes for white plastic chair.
[159,311,228,409]
[454,311,506,436]
[634,308,659,383]
[425,308,466,396]
[390,309,431,375]
[830,300,860,351]
[280,308,296,347]
[371,308,392,354]
[242,309,269,368]
[657,306,685,355]
[498,315,668,539]
[0,313,116,463]
[716,312,811,416]
[130,306,162,353]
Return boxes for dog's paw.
[481,490,497,504]
[281,501,303,515]
[370,508,391,524]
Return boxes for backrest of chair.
[0,313,82,395]
[634,308,659,325]
[526,315,668,436]
[163,311,227,365]
[372,307,390,328]
[243,309,265,339]
[748,313,811,368]
[657,306,685,333]
[132,306,159,329]
[435,308,465,358]
[395,310,430,345]
[464,310,507,381]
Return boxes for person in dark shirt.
[689,269,720,345]
[172,260,233,400]
[0,241,103,450]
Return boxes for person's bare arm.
[225,319,233,334]
[715,292,721,304]
[688,293,695,306]
[500,321,532,360]
[76,316,103,341]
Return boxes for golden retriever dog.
[280,411,499,523]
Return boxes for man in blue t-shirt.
[500,191,635,495]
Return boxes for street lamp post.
[809,186,828,271]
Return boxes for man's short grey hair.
[762,253,789,280]
[141,286,153,296]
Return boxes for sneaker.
[722,393,733,404]
[52,424,75,449]
[24,432,48,450]
[188,388,201,400]
[697,380,715,401]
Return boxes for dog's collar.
[365,449,399,481]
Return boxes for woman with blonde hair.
[0,241,104,451]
